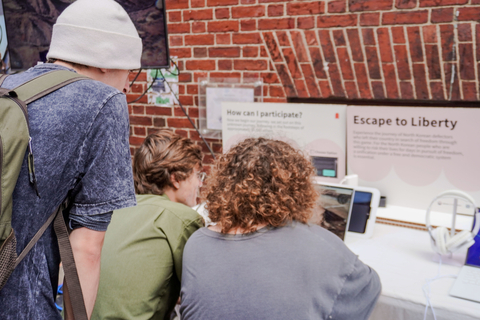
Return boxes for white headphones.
[425,190,480,255]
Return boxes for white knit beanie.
[47,0,142,70]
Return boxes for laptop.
[310,184,353,241]
[449,224,480,302]
[310,182,380,241]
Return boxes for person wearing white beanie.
[0,1,142,319]
[47,0,143,92]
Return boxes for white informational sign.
[206,87,254,130]
[222,102,347,183]
[347,106,480,210]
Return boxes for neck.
[208,223,268,235]
[53,60,99,79]
[53,60,80,72]
[163,188,176,203]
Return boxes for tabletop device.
[3,0,169,71]
[311,156,338,178]
[311,182,380,240]
[450,228,480,303]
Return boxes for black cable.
[127,60,216,159]
[160,68,216,160]
[130,68,142,87]
[127,69,158,104]
[164,59,179,76]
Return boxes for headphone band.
[425,190,479,241]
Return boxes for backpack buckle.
[27,137,40,198]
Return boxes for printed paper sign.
[347,106,480,209]
[222,102,347,183]
[206,87,254,130]
[146,59,179,106]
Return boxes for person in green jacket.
[92,129,205,320]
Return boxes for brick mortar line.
[419,23,433,100]
[448,7,460,100]
[285,30,303,97]
[345,31,364,99]
[271,31,293,96]
[370,27,387,98]
[169,13,461,22]
[400,25,417,99]
[319,30,337,97]
[300,30,324,97]
[332,29,355,98]
[476,32,480,101]
[309,30,327,97]
[358,29,374,98]
[387,26,401,99]
[430,24,445,99]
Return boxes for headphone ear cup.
[426,190,478,255]
[433,227,450,255]
[446,230,473,253]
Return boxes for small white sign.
[206,87,254,130]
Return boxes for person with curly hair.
[180,137,381,320]
[92,130,204,320]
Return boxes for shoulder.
[4,64,125,108]
[282,221,346,244]
[58,76,125,111]
[138,194,203,225]
[272,222,358,261]
[182,227,210,253]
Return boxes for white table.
[346,223,480,320]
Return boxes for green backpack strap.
[8,70,90,198]
[5,70,90,320]
[12,70,90,104]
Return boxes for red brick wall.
[127,0,480,162]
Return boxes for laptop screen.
[310,185,353,240]
[349,191,372,234]
[466,212,480,267]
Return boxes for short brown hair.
[204,137,318,233]
[133,130,202,195]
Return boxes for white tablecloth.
[346,224,480,320]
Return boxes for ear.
[99,68,108,74]
[170,173,180,189]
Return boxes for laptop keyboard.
[462,267,480,285]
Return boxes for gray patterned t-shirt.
[0,63,136,319]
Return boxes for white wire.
[422,255,457,320]
[448,10,459,101]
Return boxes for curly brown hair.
[133,130,202,195]
[204,137,318,233]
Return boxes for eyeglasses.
[197,172,207,183]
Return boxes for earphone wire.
[422,254,457,320]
